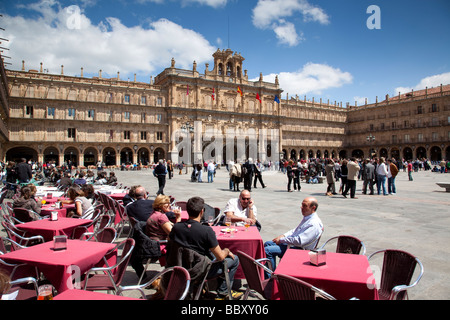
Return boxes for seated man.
[264,197,323,277]
[125,186,154,222]
[168,196,243,300]
[223,190,258,228]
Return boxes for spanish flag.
[237,86,243,96]
[256,93,261,103]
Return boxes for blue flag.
[274,95,280,104]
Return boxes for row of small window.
[66,128,164,141]
[391,132,446,143]
[417,104,439,114]
[26,106,163,122]
[370,117,450,131]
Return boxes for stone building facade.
[1,49,449,167]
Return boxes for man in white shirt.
[263,197,323,277]
[223,190,257,227]
[207,161,216,183]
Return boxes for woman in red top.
[145,195,181,266]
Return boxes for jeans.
[388,176,396,194]
[208,171,214,183]
[207,256,239,295]
[377,175,387,195]
[263,241,289,278]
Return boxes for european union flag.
[274,95,280,104]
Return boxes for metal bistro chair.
[235,250,274,300]
[1,220,45,249]
[81,238,135,294]
[274,273,336,300]
[12,207,42,224]
[368,249,424,300]
[319,235,366,255]
[116,266,191,300]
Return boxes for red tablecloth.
[53,289,140,300]
[109,193,127,200]
[16,218,93,242]
[272,249,379,300]
[212,226,265,279]
[1,240,116,293]
[40,196,69,204]
[41,204,75,218]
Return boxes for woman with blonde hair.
[145,195,181,240]
[145,195,181,268]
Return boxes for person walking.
[387,158,398,194]
[376,157,389,195]
[342,158,360,199]
[407,160,413,181]
[153,159,167,195]
[362,159,375,195]
[253,160,266,189]
[286,160,294,192]
[325,159,336,196]
[207,160,215,183]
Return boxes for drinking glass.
[38,285,53,300]
[244,219,250,231]
[207,217,214,226]
[224,216,231,227]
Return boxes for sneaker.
[215,290,244,300]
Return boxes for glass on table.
[207,217,214,226]
[38,284,53,300]
[244,219,251,231]
[224,216,231,227]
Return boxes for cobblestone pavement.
[3,166,450,300]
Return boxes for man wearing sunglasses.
[223,190,258,228]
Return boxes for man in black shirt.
[15,158,32,184]
[169,196,242,300]
[153,160,167,195]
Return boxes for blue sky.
[1,0,449,105]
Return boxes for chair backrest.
[12,208,35,224]
[320,235,366,255]
[275,274,336,300]
[163,266,191,300]
[274,274,316,300]
[96,227,117,243]
[97,214,112,231]
[235,250,270,298]
[112,238,135,285]
[165,240,211,299]
[369,249,421,300]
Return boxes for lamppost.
[367,134,376,158]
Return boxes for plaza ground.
[3,166,450,300]
[114,166,450,300]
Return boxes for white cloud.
[253,63,352,97]
[272,20,304,46]
[252,0,329,46]
[395,72,450,94]
[181,0,228,8]
[2,1,216,79]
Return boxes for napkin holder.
[53,235,67,251]
[50,211,58,221]
[309,249,326,266]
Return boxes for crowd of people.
[1,154,448,300]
